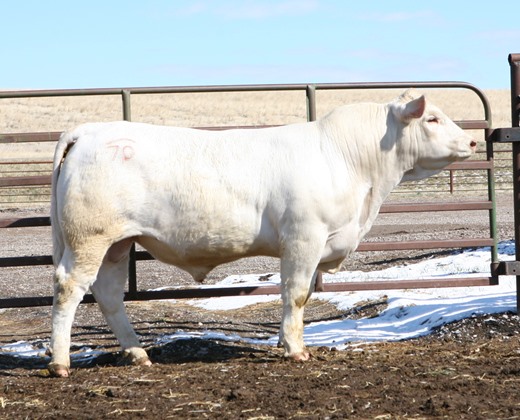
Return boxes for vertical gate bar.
[508,53,520,314]
[122,89,132,121]
[305,84,323,291]
[122,89,138,299]
[306,85,316,122]
[485,126,498,265]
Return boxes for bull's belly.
[136,234,277,282]
[131,215,370,280]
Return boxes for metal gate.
[0,80,500,308]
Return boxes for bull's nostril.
[470,140,477,148]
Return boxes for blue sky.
[1,1,518,90]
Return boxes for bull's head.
[394,89,477,182]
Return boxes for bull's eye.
[427,116,440,124]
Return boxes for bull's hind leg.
[89,252,151,367]
[49,245,108,377]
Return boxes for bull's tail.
[51,130,77,267]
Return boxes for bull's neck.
[327,106,408,194]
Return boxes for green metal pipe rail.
[0,80,499,308]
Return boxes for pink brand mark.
[106,139,136,162]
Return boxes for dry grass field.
[0,87,513,206]
[0,87,512,152]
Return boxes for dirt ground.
[0,308,519,419]
[1,193,519,419]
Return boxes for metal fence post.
[488,54,520,312]
[508,54,520,314]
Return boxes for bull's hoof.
[285,350,311,362]
[122,348,152,367]
[134,357,152,367]
[47,362,70,378]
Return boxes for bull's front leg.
[279,234,324,361]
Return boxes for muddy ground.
[1,193,519,419]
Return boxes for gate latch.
[488,127,520,143]
[492,261,520,276]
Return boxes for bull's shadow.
[147,338,270,364]
[0,339,271,373]
[82,338,271,368]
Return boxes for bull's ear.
[394,95,426,123]
[394,95,426,124]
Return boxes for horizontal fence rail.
[0,81,499,308]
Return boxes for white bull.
[48,90,476,377]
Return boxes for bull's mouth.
[455,150,473,160]
[454,140,477,160]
